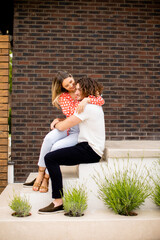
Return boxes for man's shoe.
[23,178,36,188]
[38,202,63,214]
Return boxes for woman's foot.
[32,167,45,191]
[39,174,49,193]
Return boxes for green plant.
[93,159,151,216]
[63,183,88,217]
[153,183,160,207]
[150,159,160,207]
[9,192,31,217]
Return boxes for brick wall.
[0,35,9,192]
[13,0,160,182]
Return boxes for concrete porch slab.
[0,183,160,240]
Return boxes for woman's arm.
[88,95,105,106]
[58,92,77,117]
[55,115,81,131]
[50,118,66,130]
[76,95,104,114]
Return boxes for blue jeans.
[38,125,79,175]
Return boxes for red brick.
[12,0,160,182]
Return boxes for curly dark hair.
[75,76,103,97]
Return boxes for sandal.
[32,168,45,191]
[39,175,49,193]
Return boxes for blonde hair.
[52,71,72,109]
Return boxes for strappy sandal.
[39,175,49,193]
[32,169,45,191]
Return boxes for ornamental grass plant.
[150,159,160,207]
[93,159,151,216]
[63,183,88,217]
[153,183,160,207]
[9,192,31,217]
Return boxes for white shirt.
[74,104,105,157]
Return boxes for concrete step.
[8,164,79,184]
[106,140,160,158]
[23,165,79,181]
[60,165,79,178]
[8,141,160,184]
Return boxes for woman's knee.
[43,129,66,144]
[51,142,62,152]
[51,134,78,152]
[43,130,54,143]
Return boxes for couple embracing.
[24,71,105,214]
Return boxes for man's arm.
[55,115,82,131]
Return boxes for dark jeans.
[44,142,101,199]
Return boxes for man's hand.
[76,98,89,114]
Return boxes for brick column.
[0,35,10,193]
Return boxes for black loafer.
[23,178,36,187]
[38,202,63,214]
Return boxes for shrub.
[93,159,151,216]
[153,183,160,207]
[63,183,88,217]
[150,159,160,207]
[9,192,31,217]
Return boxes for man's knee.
[44,151,59,166]
[44,152,52,166]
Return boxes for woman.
[24,71,104,193]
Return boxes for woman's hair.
[75,76,103,97]
[52,71,72,108]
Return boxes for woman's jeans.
[45,142,101,199]
[38,125,79,175]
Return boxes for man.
[38,77,105,214]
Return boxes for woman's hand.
[50,118,60,130]
[76,98,89,114]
